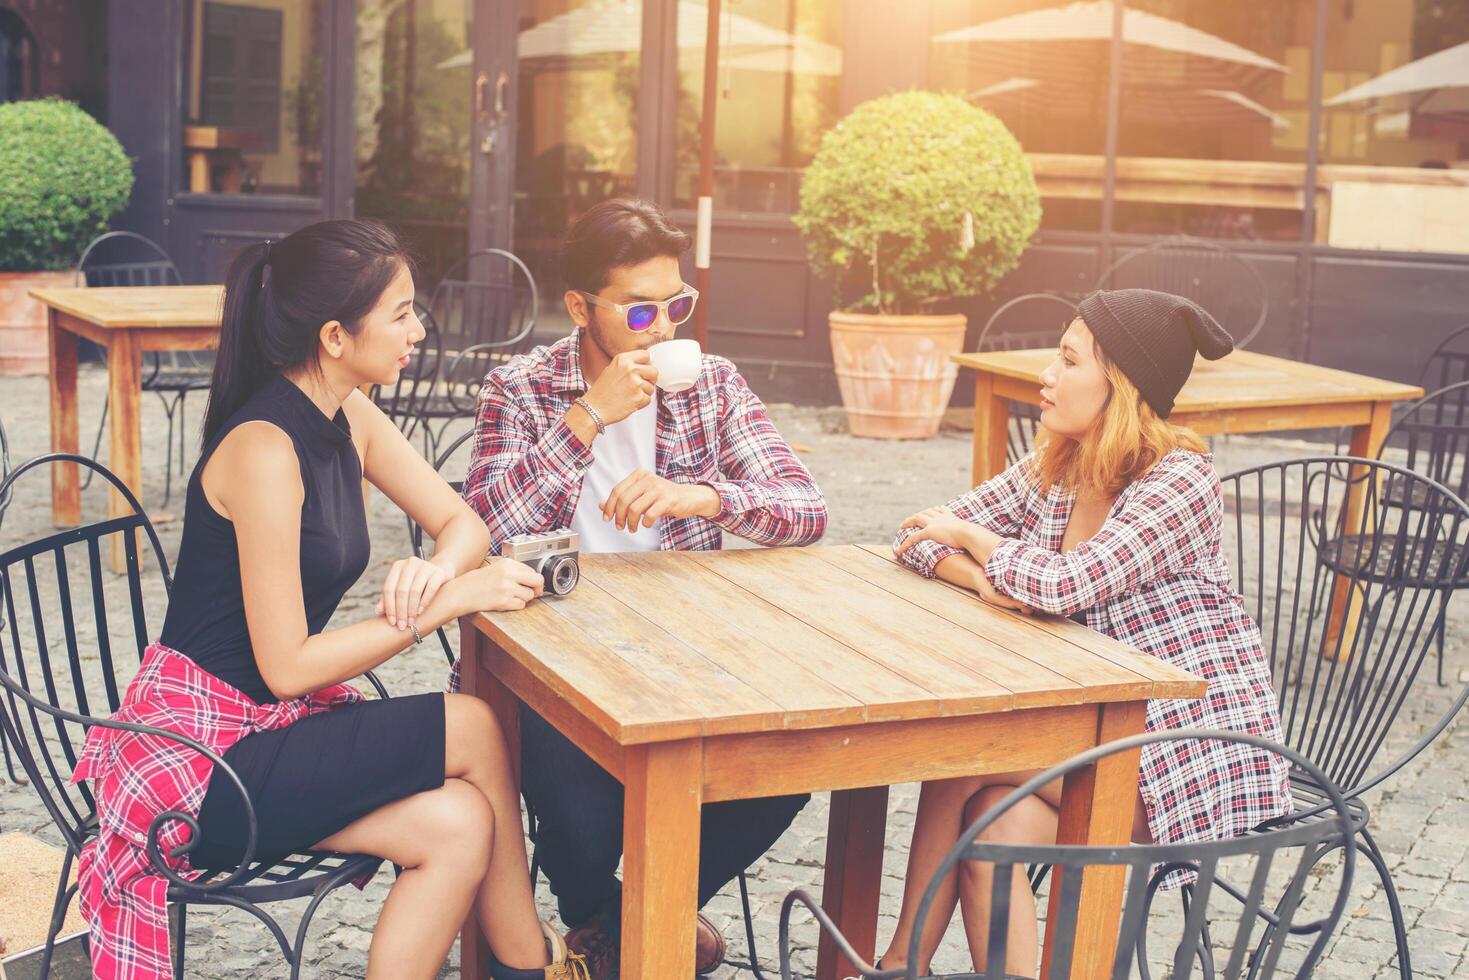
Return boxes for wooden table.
[30,286,223,570]
[457,546,1204,980]
[957,347,1424,486]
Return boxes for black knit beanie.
[1076,288,1234,419]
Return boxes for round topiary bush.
[0,99,134,272]
[794,91,1041,315]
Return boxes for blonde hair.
[1031,339,1206,499]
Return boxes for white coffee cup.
[648,339,702,393]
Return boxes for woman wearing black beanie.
[878,289,1292,977]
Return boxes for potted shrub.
[0,99,134,375]
[794,91,1041,438]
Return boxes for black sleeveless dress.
[159,374,445,868]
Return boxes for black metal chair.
[414,249,540,460]
[1218,456,1469,980]
[1092,236,1269,350]
[406,428,476,667]
[371,299,446,458]
[778,730,1358,980]
[76,231,212,505]
[1417,322,1469,393]
[0,453,382,980]
[1361,381,1469,685]
[974,293,1077,466]
[0,410,19,787]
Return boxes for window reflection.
[184,0,325,196]
[672,0,843,214]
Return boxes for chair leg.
[38,853,79,980]
[737,870,771,980]
[171,902,188,980]
[158,391,180,506]
[1360,828,1413,980]
[81,395,110,488]
[1434,600,1448,687]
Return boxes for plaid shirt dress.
[894,449,1292,851]
[448,332,827,691]
[71,644,364,980]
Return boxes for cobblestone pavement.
[1,368,1466,978]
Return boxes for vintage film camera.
[501,529,581,596]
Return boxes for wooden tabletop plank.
[539,574,792,735]
[591,553,869,726]
[689,549,1039,713]
[953,348,1422,409]
[29,285,225,329]
[469,603,706,743]
[853,545,1205,698]
[828,547,1156,702]
[602,551,943,724]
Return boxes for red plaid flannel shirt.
[894,450,1292,852]
[449,334,827,690]
[71,644,362,980]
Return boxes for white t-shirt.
[570,398,662,553]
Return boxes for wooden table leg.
[47,310,81,527]
[457,626,505,979]
[814,785,890,980]
[622,739,702,980]
[1043,700,1146,980]
[971,371,1011,486]
[1324,400,1394,655]
[107,333,142,572]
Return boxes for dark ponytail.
[202,219,413,445]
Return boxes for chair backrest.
[1093,237,1268,349]
[1220,456,1469,795]
[975,293,1075,465]
[1378,380,1469,505]
[372,299,445,440]
[976,292,1077,353]
[429,249,539,411]
[75,231,183,288]
[908,730,1356,980]
[1417,322,1469,393]
[0,413,11,532]
[407,429,476,665]
[0,454,172,855]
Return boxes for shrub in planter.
[0,99,134,374]
[794,91,1041,437]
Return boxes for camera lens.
[546,555,580,596]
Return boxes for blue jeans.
[518,704,810,928]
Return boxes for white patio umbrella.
[435,0,842,76]
[1325,40,1469,120]
[935,0,1288,128]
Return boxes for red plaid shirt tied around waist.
[894,449,1292,853]
[449,334,827,692]
[71,643,362,980]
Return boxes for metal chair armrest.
[777,888,906,980]
[0,667,260,891]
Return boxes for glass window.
[1110,0,1315,240]
[354,0,474,286]
[671,0,843,214]
[514,0,644,320]
[1320,0,1469,254]
[183,0,324,196]
[928,0,1113,232]
[0,10,38,104]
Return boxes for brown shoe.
[564,913,619,980]
[565,909,726,978]
[694,912,726,975]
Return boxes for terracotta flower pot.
[0,270,75,376]
[828,311,968,439]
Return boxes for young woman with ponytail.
[72,220,584,980]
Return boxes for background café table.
[455,545,1204,980]
[954,347,1424,485]
[30,285,223,571]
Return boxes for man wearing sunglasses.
[456,198,827,978]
